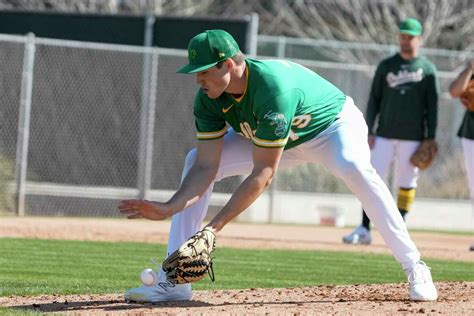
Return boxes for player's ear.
[224,59,233,71]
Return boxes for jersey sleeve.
[253,90,300,148]
[193,92,227,140]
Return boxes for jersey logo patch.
[222,104,234,113]
[264,110,288,137]
[189,49,197,60]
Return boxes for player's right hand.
[118,199,172,220]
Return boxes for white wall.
[238,191,474,231]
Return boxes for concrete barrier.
[238,191,473,232]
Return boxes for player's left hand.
[118,199,172,220]
[162,227,216,284]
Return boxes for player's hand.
[118,199,172,220]
[460,94,470,109]
[367,134,376,149]
[467,59,474,71]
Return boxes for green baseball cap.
[177,29,240,74]
[399,18,423,36]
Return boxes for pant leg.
[167,129,306,255]
[370,137,395,181]
[362,137,395,228]
[300,97,420,269]
[395,140,420,189]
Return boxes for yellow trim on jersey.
[196,127,228,140]
[252,136,288,148]
[232,66,248,103]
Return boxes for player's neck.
[400,51,418,61]
[226,63,247,97]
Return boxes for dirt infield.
[1,217,473,315]
[2,282,473,315]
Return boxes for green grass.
[408,228,474,236]
[0,238,473,298]
[338,225,474,236]
[0,307,43,316]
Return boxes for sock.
[399,208,408,220]
[397,187,416,220]
[361,210,371,231]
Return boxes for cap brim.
[176,62,218,74]
[400,30,421,36]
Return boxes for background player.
[449,59,474,251]
[343,18,439,245]
[119,29,438,303]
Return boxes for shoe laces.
[408,261,432,285]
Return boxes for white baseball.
[140,268,158,286]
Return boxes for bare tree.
[207,0,473,50]
[1,0,472,52]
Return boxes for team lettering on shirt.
[386,69,423,88]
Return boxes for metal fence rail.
[258,35,474,72]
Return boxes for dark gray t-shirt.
[365,53,439,140]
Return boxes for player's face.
[399,34,421,56]
[196,63,230,99]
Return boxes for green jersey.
[194,59,346,150]
[365,53,439,141]
[458,76,474,140]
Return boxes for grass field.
[1,237,473,299]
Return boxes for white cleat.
[125,280,192,303]
[342,225,372,245]
[406,261,438,301]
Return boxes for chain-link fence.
[0,33,243,217]
[0,33,470,220]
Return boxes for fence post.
[268,177,277,224]
[247,13,259,57]
[277,36,286,59]
[15,33,36,216]
[137,12,157,200]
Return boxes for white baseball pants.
[166,97,421,275]
[370,137,420,188]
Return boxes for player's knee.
[335,159,369,183]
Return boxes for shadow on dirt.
[7,296,409,314]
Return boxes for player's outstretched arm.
[118,137,224,220]
[205,145,284,233]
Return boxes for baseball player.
[119,29,437,302]
[343,18,439,245]
[449,59,474,251]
